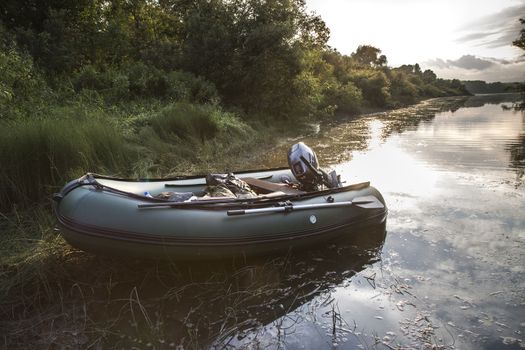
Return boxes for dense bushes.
[71,63,219,104]
[1,0,471,122]
[350,69,391,107]
[322,81,363,114]
[0,42,51,120]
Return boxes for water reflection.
[507,114,525,185]
[257,93,525,349]
[464,93,522,107]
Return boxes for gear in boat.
[144,142,343,203]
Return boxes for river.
[96,94,524,349]
[240,93,525,350]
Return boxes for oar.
[226,196,384,216]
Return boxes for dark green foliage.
[352,45,387,67]
[165,71,219,104]
[322,81,363,114]
[1,0,470,120]
[0,33,51,120]
[179,0,328,118]
[422,69,437,84]
[385,64,470,105]
[350,69,391,107]
[389,71,418,106]
[71,63,219,104]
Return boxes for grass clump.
[150,102,221,142]
[135,102,265,176]
[0,117,130,211]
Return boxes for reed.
[0,116,130,211]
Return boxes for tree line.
[1,0,470,122]
[462,81,523,95]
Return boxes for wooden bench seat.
[242,177,306,195]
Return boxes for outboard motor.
[287,142,341,190]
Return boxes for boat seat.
[242,177,306,195]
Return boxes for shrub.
[71,65,112,91]
[350,69,391,107]
[125,62,168,98]
[166,71,219,104]
[70,63,219,104]
[0,44,50,120]
[421,84,444,97]
[389,72,419,106]
[322,81,363,115]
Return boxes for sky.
[305,0,525,82]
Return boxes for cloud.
[454,55,495,70]
[456,4,525,49]
[426,55,495,70]
[426,55,525,71]
[423,55,525,82]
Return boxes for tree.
[414,63,422,75]
[351,45,386,67]
[179,0,330,117]
[389,70,417,106]
[513,18,525,51]
[422,69,437,84]
[512,18,525,109]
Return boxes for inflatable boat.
[53,144,387,259]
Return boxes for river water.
[240,94,524,350]
[86,94,524,349]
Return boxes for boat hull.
[54,168,388,259]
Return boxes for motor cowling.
[287,142,342,190]
[287,142,322,189]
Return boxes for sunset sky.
[306,0,525,82]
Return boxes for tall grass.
[0,101,270,210]
[150,102,221,142]
[0,117,130,211]
[129,102,262,176]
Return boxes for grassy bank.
[0,109,307,349]
[0,100,299,212]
